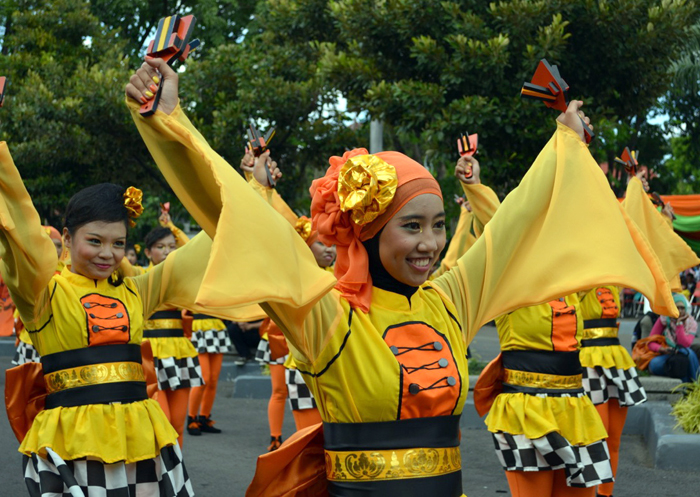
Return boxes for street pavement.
[2,321,700,496]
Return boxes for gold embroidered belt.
[45,361,146,394]
[503,368,582,390]
[581,327,618,340]
[325,446,461,482]
[144,319,182,330]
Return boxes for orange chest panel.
[594,287,619,319]
[383,322,462,420]
[549,299,578,352]
[80,293,131,346]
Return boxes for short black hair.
[64,183,129,234]
[145,227,175,250]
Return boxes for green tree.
[295,0,700,207]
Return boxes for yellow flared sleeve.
[464,182,500,236]
[0,142,58,328]
[165,220,190,248]
[248,177,299,226]
[127,100,335,319]
[432,122,678,345]
[621,177,700,292]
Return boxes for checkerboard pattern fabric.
[154,356,204,391]
[286,368,317,411]
[582,365,647,406]
[191,329,232,354]
[255,339,286,365]
[493,431,614,488]
[13,341,41,365]
[23,445,194,497]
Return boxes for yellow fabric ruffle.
[19,399,178,463]
[191,318,226,332]
[19,328,32,345]
[579,344,636,370]
[144,336,198,359]
[485,392,607,446]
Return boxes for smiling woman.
[0,140,239,496]
[126,58,681,497]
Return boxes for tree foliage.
[0,0,698,239]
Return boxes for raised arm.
[0,143,57,328]
[247,153,299,226]
[433,155,500,277]
[125,59,336,353]
[433,102,678,344]
[159,211,190,247]
[621,175,699,290]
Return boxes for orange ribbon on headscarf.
[310,148,442,312]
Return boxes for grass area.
[672,379,700,434]
[468,353,488,376]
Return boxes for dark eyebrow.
[397,211,446,221]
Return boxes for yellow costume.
[129,99,677,496]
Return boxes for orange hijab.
[310,148,442,312]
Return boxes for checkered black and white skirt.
[191,329,232,354]
[13,341,41,366]
[493,431,614,488]
[255,339,286,365]
[154,356,204,391]
[23,445,194,497]
[285,368,317,411]
[582,365,647,407]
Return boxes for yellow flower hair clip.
[294,216,313,242]
[337,154,397,226]
[133,244,142,254]
[123,186,144,228]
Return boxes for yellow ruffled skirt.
[485,391,607,445]
[19,399,178,463]
[145,336,198,359]
[579,344,636,369]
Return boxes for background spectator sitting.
[647,294,699,383]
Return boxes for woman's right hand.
[556,100,593,143]
[455,155,480,185]
[635,169,650,192]
[252,150,282,187]
[125,58,179,115]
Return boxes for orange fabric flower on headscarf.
[310,148,442,312]
[123,186,144,228]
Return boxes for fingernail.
[149,84,158,92]
[152,75,160,84]
[145,90,154,98]
[140,96,148,104]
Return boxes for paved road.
[3,331,700,496]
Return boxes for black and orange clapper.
[521,59,595,144]
[140,15,200,117]
[247,122,277,187]
[613,147,638,176]
[456,132,478,179]
[0,77,6,107]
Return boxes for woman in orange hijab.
[126,59,679,497]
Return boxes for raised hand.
[125,58,179,115]
[253,150,282,187]
[455,155,480,185]
[556,100,594,143]
[240,150,255,174]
